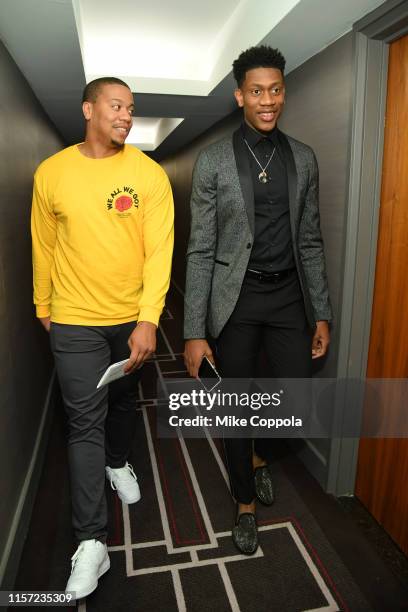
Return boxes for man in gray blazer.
[184,46,331,554]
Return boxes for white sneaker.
[105,462,141,504]
[65,539,110,600]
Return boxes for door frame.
[327,0,408,495]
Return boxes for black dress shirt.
[243,123,295,272]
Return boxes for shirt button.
[246,242,252,249]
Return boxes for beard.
[110,138,125,149]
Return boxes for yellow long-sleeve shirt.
[31,144,174,326]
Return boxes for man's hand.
[39,316,51,332]
[125,321,157,373]
[312,320,330,359]
[184,339,214,378]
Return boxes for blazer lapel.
[278,129,298,241]
[233,128,254,237]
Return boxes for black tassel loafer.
[254,465,274,506]
[232,512,258,555]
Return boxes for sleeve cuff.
[137,306,161,326]
[36,305,50,318]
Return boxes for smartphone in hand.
[198,357,222,392]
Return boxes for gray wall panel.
[0,41,63,577]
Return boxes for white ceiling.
[74,0,301,95]
[74,0,241,85]
[128,117,184,151]
[0,0,386,158]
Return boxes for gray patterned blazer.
[184,127,332,339]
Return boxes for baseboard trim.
[0,370,57,589]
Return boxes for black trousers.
[216,271,312,504]
[50,322,141,542]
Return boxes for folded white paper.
[96,359,129,389]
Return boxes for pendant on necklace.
[259,171,268,184]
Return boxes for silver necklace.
[244,139,276,183]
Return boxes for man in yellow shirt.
[31,77,174,599]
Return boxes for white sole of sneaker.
[69,556,110,600]
[98,555,111,579]
[117,490,141,504]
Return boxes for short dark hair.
[82,77,131,103]
[232,45,286,87]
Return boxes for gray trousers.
[50,322,141,542]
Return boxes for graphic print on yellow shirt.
[31,144,174,326]
[106,185,139,216]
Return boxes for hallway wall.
[0,41,64,584]
[161,33,354,480]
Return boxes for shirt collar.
[242,121,278,149]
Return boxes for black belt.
[246,268,294,283]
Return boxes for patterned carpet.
[13,285,408,611]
